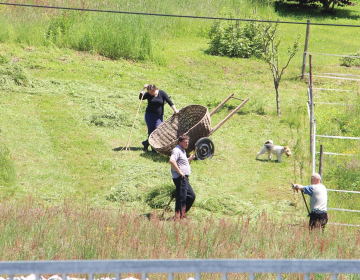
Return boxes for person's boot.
[142,140,149,151]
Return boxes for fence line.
[328,208,360,213]
[3,259,360,279]
[322,73,360,77]
[307,52,360,58]
[317,135,360,140]
[327,189,360,216]
[312,75,360,81]
[313,64,360,70]
[313,88,355,92]
[328,189,360,194]
[314,102,353,106]
[307,52,360,226]
[316,151,354,156]
[328,222,360,227]
[309,64,360,68]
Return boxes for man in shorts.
[292,172,328,230]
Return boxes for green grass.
[0,0,360,261]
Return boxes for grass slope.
[0,1,360,225]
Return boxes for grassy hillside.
[0,0,360,226]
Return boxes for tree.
[264,24,300,117]
[207,18,300,117]
[281,0,355,13]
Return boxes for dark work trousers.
[145,112,163,136]
[309,212,328,229]
[173,175,196,218]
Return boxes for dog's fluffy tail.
[264,140,273,145]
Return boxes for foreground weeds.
[1,196,360,261]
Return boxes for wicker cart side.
[149,105,212,156]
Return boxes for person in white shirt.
[169,135,196,219]
[292,172,328,230]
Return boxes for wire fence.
[306,52,360,226]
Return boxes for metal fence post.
[309,54,315,167]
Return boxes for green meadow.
[0,0,360,265]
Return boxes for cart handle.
[210,98,249,135]
[210,93,234,116]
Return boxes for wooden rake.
[120,93,145,152]
[292,183,310,215]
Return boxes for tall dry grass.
[1,195,360,262]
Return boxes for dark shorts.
[309,212,328,229]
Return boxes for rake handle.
[301,190,311,215]
[121,93,145,151]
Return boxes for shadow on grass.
[112,146,143,152]
[274,1,360,20]
[140,151,169,163]
[112,147,170,163]
[111,146,175,163]
[256,158,283,163]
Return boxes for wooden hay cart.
[149,94,249,160]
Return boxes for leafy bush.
[340,52,360,67]
[278,0,355,12]
[207,16,270,59]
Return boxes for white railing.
[1,259,360,280]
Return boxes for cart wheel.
[195,137,215,160]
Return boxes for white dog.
[256,140,292,162]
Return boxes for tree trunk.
[321,0,331,12]
[275,82,281,117]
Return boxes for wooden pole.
[211,98,249,135]
[319,144,324,179]
[121,94,144,152]
[210,93,234,116]
[301,191,311,215]
[301,20,311,79]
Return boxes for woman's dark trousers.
[143,112,163,151]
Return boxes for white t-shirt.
[303,183,327,212]
[170,145,191,178]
